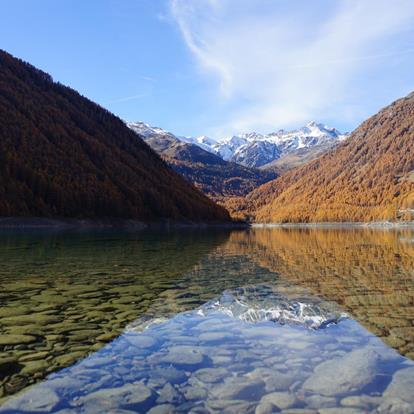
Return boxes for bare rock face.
[302,347,379,396]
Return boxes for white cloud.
[169,0,414,135]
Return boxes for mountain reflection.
[223,227,414,359]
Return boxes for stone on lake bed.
[19,351,49,362]
[207,398,254,413]
[4,324,44,336]
[182,385,208,400]
[247,367,296,391]
[54,351,85,367]
[75,382,153,411]
[67,330,100,342]
[318,408,367,414]
[96,332,119,342]
[194,367,228,383]
[20,359,49,375]
[156,382,183,404]
[302,347,379,396]
[383,366,414,404]
[149,367,188,385]
[305,394,337,409]
[340,394,383,410]
[377,398,414,414]
[124,334,156,348]
[1,313,61,326]
[156,346,206,368]
[255,401,276,414]
[211,377,265,400]
[0,335,37,346]
[0,386,60,412]
[147,404,176,414]
[260,391,296,409]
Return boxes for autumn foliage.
[0,50,230,222]
[240,92,414,223]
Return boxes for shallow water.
[0,227,414,412]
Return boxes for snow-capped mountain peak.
[202,122,348,167]
[127,120,348,169]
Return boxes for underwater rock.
[1,386,59,412]
[302,347,379,396]
[383,366,414,404]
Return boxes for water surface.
[0,227,413,412]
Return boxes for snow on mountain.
[127,120,348,169]
[181,135,217,153]
[206,121,348,168]
[127,121,177,140]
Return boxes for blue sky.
[1,0,414,139]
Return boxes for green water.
[0,227,414,406]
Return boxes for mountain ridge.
[131,121,348,171]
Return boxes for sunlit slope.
[244,92,414,222]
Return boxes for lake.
[0,227,413,413]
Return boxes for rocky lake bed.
[1,289,414,414]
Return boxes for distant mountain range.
[239,92,414,223]
[0,50,229,223]
[128,122,277,201]
[129,121,348,175]
[182,121,348,169]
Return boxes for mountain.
[240,92,414,223]
[0,50,230,222]
[263,144,338,175]
[185,122,348,169]
[128,122,277,200]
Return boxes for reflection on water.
[0,227,414,409]
[2,285,414,413]
[225,228,414,359]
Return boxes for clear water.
[0,227,414,413]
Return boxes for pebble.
[194,367,228,383]
[157,346,206,368]
[124,334,156,349]
[260,391,296,409]
[211,377,265,400]
[156,383,183,404]
[75,382,153,411]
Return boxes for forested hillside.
[239,92,414,223]
[0,50,230,222]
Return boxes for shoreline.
[0,217,248,230]
[252,221,414,229]
[2,217,414,230]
